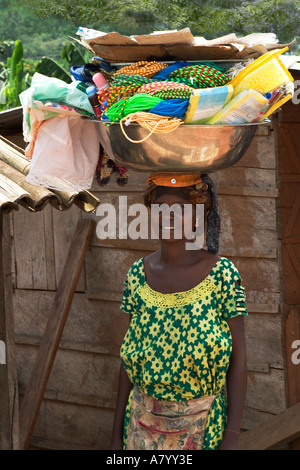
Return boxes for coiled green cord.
[104,94,163,123]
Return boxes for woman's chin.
[157,227,185,242]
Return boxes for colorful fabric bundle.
[169,65,231,89]
[152,61,191,80]
[113,61,168,78]
[149,99,189,120]
[104,94,163,123]
[108,74,155,105]
[96,148,128,186]
[136,81,193,99]
[98,87,111,113]
[99,62,232,129]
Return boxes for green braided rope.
[109,74,156,105]
[169,65,231,88]
[196,62,232,73]
[154,89,192,99]
[104,97,128,123]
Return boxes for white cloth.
[26,115,100,192]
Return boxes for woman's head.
[143,173,220,253]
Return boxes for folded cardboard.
[74,28,295,63]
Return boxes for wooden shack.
[0,66,299,451]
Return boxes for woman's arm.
[109,361,133,450]
[219,315,247,450]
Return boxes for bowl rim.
[85,117,271,127]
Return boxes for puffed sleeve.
[221,261,248,321]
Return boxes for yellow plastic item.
[230,47,294,97]
[259,93,293,121]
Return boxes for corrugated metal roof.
[0,134,100,214]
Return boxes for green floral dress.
[120,256,247,450]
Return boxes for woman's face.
[151,192,197,242]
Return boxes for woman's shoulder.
[217,256,236,267]
[126,257,144,277]
[197,251,237,274]
[213,256,242,282]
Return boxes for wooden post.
[240,402,300,450]
[0,213,19,449]
[19,218,95,450]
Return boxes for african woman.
[109,173,247,450]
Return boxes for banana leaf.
[61,42,87,67]
[35,57,71,83]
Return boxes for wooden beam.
[240,402,300,450]
[18,218,95,450]
[0,213,19,450]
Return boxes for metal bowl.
[96,121,268,173]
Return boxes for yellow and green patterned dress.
[120,256,247,450]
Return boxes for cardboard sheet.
[75,29,295,63]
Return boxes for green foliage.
[22,0,300,46]
[0,0,75,60]
[61,41,92,66]
[0,39,30,110]
[35,57,72,83]
[0,40,15,63]
[35,42,90,82]
[25,0,119,25]
[234,0,300,43]
[0,39,92,110]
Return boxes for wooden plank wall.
[0,213,19,449]
[10,121,287,450]
[276,71,300,449]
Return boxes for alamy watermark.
[291,340,300,365]
[96,196,205,250]
[292,80,300,105]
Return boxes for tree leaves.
[35,57,71,82]
[23,0,300,45]
[0,39,26,110]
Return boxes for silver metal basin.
[96,121,267,173]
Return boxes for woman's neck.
[158,240,202,267]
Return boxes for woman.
[109,173,247,450]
